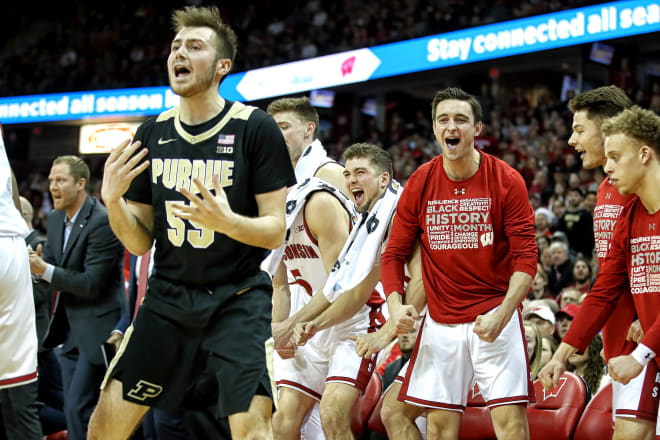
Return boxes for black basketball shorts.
[102,271,273,418]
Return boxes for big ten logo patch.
[216,146,233,154]
[127,380,163,401]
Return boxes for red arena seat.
[528,372,588,440]
[367,382,392,435]
[573,382,613,440]
[351,372,383,436]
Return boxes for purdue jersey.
[125,101,296,286]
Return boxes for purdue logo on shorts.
[127,380,164,401]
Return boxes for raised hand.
[174,175,235,234]
[101,139,150,204]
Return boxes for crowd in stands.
[0,0,620,97]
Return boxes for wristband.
[631,343,656,366]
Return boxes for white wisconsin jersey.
[283,196,376,344]
[0,136,28,237]
[283,206,329,315]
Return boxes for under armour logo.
[650,223,656,231]
[605,193,612,199]
[454,188,466,195]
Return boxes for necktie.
[134,249,152,319]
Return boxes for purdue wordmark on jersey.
[151,158,234,194]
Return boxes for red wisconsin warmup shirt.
[382,153,537,324]
[565,198,660,356]
[593,177,638,361]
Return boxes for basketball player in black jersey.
[89,6,295,440]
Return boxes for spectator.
[526,298,559,315]
[569,257,592,294]
[524,305,556,338]
[529,193,542,211]
[550,230,569,247]
[567,335,608,397]
[529,170,548,196]
[547,241,574,295]
[555,303,579,341]
[529,264,551,300]
[524,320,544,380]
[539,246,553,272]
[555,187,594,258]
[557,287,582,310]
[535,231,549,250]
[540,335,558,372]
[583,190,597,215]
[534,207,553,237]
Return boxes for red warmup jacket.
[565,198,660,357]
[593,177,638,361]
[382,153,537,324]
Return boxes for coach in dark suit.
[28,156,126,440]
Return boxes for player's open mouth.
[174,66,191,78]
[352,189,365,204]
[445,137,460,149]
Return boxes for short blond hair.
[172,6,238,64]
[602,106,660,155]
[267,97,320,138]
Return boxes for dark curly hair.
[568,334,604,397]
